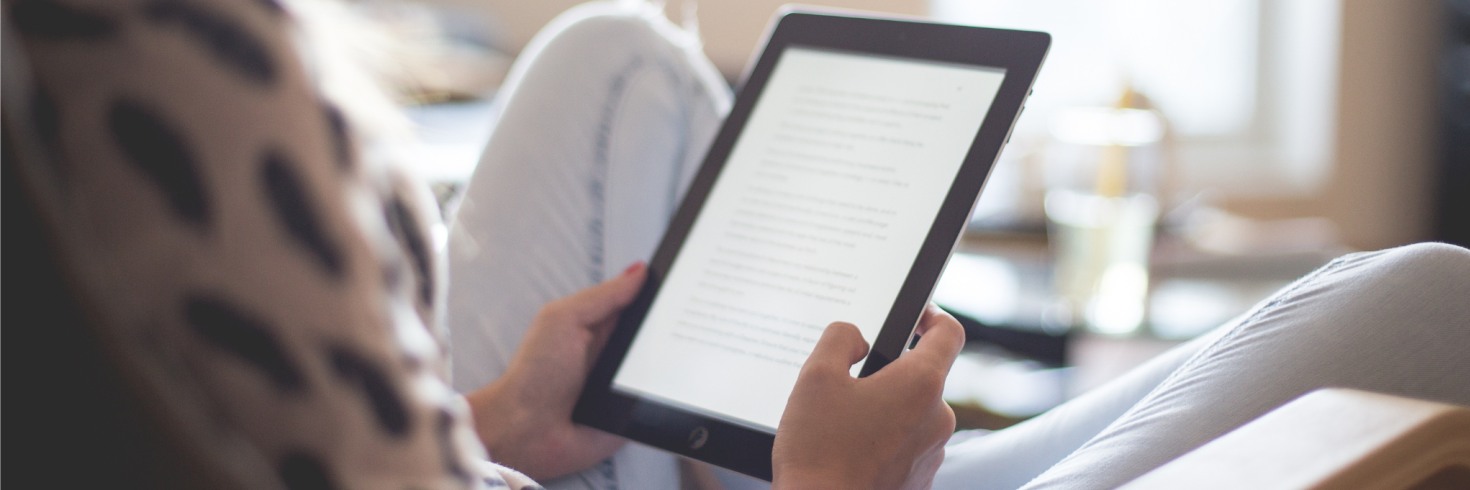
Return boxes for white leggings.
[445,4,1470,490]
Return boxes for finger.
[584,316,622,366]
[572,425,627,455]
[903,307,965,372]
[804,322,869,372]
[554,262,647,325]
[914,303,948,337]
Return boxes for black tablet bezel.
[573,10,1049,481]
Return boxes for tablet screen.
[612,46,1007,431]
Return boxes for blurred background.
[321,0,1470,429]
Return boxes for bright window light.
[932,0,1258,137]
[935,0,1341,198]
[1050,108,1165,146]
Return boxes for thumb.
[803,322,870,374]
[553,262,647,325]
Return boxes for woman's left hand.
[466,262,647,481]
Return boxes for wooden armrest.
[1121,388,1470,490]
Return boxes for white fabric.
[1012,243,1470,489]
[445,3,1470,489]
[446,2,730,489]
[937,243,1470,489]
[934,323,1230,490]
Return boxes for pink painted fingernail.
[622,261,645,276]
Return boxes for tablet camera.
[689,426,710,450]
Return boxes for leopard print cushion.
[3,0,539,488]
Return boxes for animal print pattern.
[3,0,541,488]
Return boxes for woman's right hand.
[771,304,965,490]
[465,263,646,480]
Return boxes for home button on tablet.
[688,427,709,450]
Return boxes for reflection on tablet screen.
[613,46,1007,431]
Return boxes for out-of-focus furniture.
[415,0,926,78]
[1435,0,1470,248]
[1123,389,1470,490]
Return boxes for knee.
[1397,241,1470,262]
[1328,242,1470,299]
[1364,242,1470,275]
[529,2,696,66]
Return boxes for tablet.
[573,10,1048,480]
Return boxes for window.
[932,0,1341,203]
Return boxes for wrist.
[772,467,873,490]
[466,378,531,461]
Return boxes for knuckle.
[796,362,827,379]
[938,405,956,431]
[540,300,573,324]
[917,372,947,399]
[924,408,956,443]
[829,322,859,338]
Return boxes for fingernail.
[622,261,645,276]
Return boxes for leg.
[448,1,729,391]
[444,2,730,489]
[1016,243,1470,489]
[933,324,1224,490]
